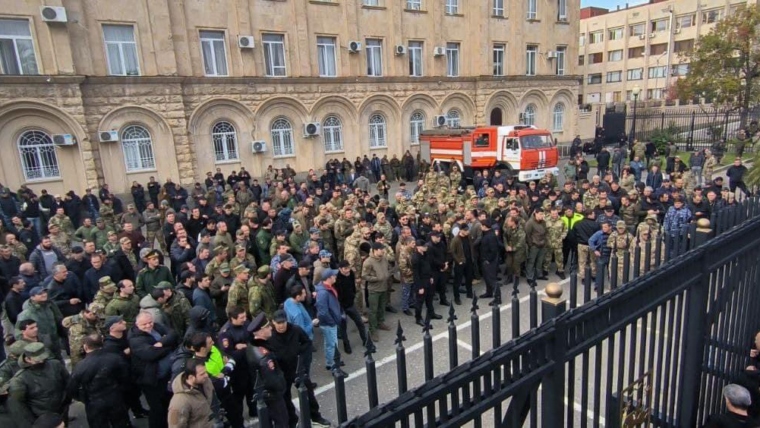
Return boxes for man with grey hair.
[703,383,760,427]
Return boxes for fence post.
[364,335,379,409]
[693,218,713,247]
[688,111,696,151]
[661,111,665,130]
[395,321,408,396]
[541,282,567,427]
[295,356,312,428]
[331,351,348,424]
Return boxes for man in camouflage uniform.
[204,246,229,278]
[49,207,75,237]
[631,224,659,276]
[99,198,119,232]
[48,223,71,257]
[157,281,192,338]
[248,265,277,320]
[582,186,600,211]
[91,218,114,250]
[0,341,26,396]
[143,201,161,249]
[229,244,257,272]
[450,165,462,189]
[390,155,402,181]
[373,212,393,242]
[74,218,97,243]
[318,219,335,255]
[210,263,232,323]
[482,188,499,215]
[93,276,119,307]
[6,234,27,262]
[607,220,634,285]
[334,208,356,261]
[637,212,661,240]
[542,207,568,279]
[702,149,717,183]
[503,215,527,284]
[62,302,105,368]
[105,279,140,327]
[227,264,251,316]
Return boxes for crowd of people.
[0,134,754,428]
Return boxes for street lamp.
[630,85,641,141]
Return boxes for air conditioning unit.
[303,122,321,137]
[638,34,646,40]
[348,41,362,53]
[433,115,447,127]
[649,33,656,38]
[99,131,119,143]
[40,6,67,23]
[395,45,407,55]
[546,51,557,59]
[251,141,267,154]
[433,47,446,56]
[238,36,255,49]
[52,134,76,146]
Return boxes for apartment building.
[579,0,749,106]
[0,0,579,194]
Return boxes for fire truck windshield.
[520,134,553,149]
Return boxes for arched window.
[410,111,425,145]
[212,121,238,162]
[121,125,156,172]
[271,118,294,157]
[446,109,461,128]
[552,103,565,132]
[369,114,387,148]
[17,130,59,181]
[323,116,343,153]
[523,104,537,126]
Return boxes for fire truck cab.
[419,125,559,182]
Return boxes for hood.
[277,208,292,221]
[139,294,161,309]
[188,306,211,326]
[171,372,194,395]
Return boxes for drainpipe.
[664,6,675,94]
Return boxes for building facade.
[0,0,580,194]
[578,0,749,106]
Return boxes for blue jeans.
[320,325,338,368]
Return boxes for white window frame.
[647,88,664,100]
[446,109,461,128]
[199,30,228,77]
[271,118,295,157]
[317,36,337,77]
[627,68,643,80]
[407,0,422,10]
[587,73,602,84]
[446,0,459,15]
[590,31,604,44]
[363,0,380,5]
[526,45,537,76]
[323,116,343,153]
[408,41,423,77]
[410,111,425,145]
[263,33,287,77]
[493,0,504,16]
[677,14,695,29]
[608,27,624,41]
[648,65,667,79]
[212,121,239,163]
[557,0,567,20]
[552,103,565,132]
[671,64,689,77]
[527,0,537,20]
[103,24,140,76]
[523,104,536,126]
[369,114,387,148]
[608,49,623,62]
[702,9,723,24]
[366,38,383,77]
[555,46,566,76]
[606,70,622,83]
[0,19,38,75]
[629,23,645,37]
[493,44,505,76]
[17,130,59,181]
[651,19,669,33]
[446,42,460,77]
[121,125,156,172]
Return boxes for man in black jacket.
[478,220,501,299]
[68,333,131,428]
[335,260,367,353]
[268,310,332,427]
[128,311,178,428]
[427,231,450,306]
[412,240,441,327]
[102,316,148,419]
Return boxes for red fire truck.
[419,125,559,182]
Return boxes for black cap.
[246,313,269,334]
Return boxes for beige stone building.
[578,0,750,106]
[0,0,580,194]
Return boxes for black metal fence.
[259,196,760,428]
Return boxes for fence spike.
[493,282,502,306]
[448,302,458,324]
[364,332,377,357]
[471,294,480,314]
[395,320,406,346]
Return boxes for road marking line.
[457,339,473,352]
[565,398,607,426]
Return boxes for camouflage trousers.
[577,244,597,280]
[355,279,366,313]
[146,230,162,250]
[542,245,564,273]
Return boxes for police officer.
[245,313,289,428]
[218,306,253,421]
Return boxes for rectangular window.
[579,33,585,46]
[406,0,422,10]
[408,41,423,76]
[527,0,537,20]
[316,36,337,77]
[103,24,140,76]
[446,42,460,77]
[612,91,622,102]
[671,63,689,76]
[366,38,383,76]
[588,52,603,64]
[526,45,537,76]
[608,49,623,62]
[629,23,645,37]
[557,0,567,20]
[647,88,664,100]
[676,14,695,28]
[649,43,667,56]
[493,44,505,76]
[606,70,622,83]
[578,55,585,66]
[627,68,643,80]
[674,39,694,53]
[446,0,459,14]
[263,33,287,77]
[628,46,645,58]
[729,3,745,16]
[608,27,624,41]
[0,19,38,75]
[555,46,566,75]
[587,73,602,85]
[651,19,669,32]
[590,31,603,44]
[200,30,228,76]
[648,65,667,78]
[493,0,504,16]
[703,8,723,24]
[363,0,380,5]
